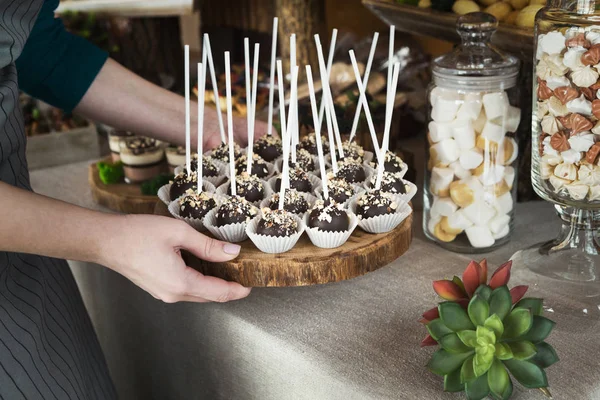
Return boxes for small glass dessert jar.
[107,128,133,162]
[120,136,166,183]
[423,13,521,253]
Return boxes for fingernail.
[223,243,241,255]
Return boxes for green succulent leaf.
[502,308,532,340]
[488,359,510,399]
[515,298,544,316]
[427,318,454,341]
[428,349,474,376]
[484,314,504,338]
[468,295,490,327]
[494,343,514,360]
[440,333,472,354]
[444,368,464,392]
[474,350,494,377]
[452,275,466,294]
[490,374,513,400]
[458,330,478,348]
[465,372,490,400]
[529,342,559,368]
[503,359,548,389]
[474,285,492,302]
[476,326,496,346]
[507,341,537,360]
[489,286,512,321]
[520,316,555,344]
[439,302,475,332]
[461,355,476,383]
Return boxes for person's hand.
[100,214,251,303]
[203,114,270,150]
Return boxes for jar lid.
[433,13,520,89]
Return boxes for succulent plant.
[420,260,558,400]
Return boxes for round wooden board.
[89,158,159,214]
[155,201,413,287]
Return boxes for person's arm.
[0,181,250,303]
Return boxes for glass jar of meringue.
[423,12,521,253]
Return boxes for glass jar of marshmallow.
[423,12,521,253]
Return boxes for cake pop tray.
[89,158,159,214]
[155,200,413,287]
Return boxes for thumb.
[179,227,241,262]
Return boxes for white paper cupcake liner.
[314,186,366,209]
[304,211,359,249]
[203,208,251,243]
[168,196,219,232]
[259,191,318,215]
[246,214,305,254]
[362,178,418,204]
[349,196,413,234]
[157,180,217,205]
[215,178,273,207]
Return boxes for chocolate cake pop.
[169,171,197,200]
[325,175,356,204]
[368,171,408,195]
[336,159,366,184]
[254,135,283,162]
[286,148,315,172]
[370,150,406,173]
[308,199,349,232]
[341,140,365,162]
[268,189,310,214]
[215,195,258,227]
[190,155,219,177]
[256,208,298,237]
[235,153,270,178]
[227,172,265,203]
[179,191,217,220]
[274,167,312,193]
[356,190,398,219]
[299,132,329,155]
[211,141,241,163]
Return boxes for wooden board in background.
[89,158,158,214]
[155,200,413,287]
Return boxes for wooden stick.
[184,45,191,174]
[197,62,205,193]
[267,17,278,137]
[317,28,337,132]
[225,51,236,196]
[306,65,328,200]
[203,34,226,143]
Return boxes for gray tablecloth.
[30,161,600,400]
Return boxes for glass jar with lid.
[423,12,521,253]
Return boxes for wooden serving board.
[89,158,158,214]
[155,201,413,287]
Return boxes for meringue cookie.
[577,163,600,185]
[536,33,546,59]
[543,136,560,156]
[563,47,586,70]
[586,29,600,45]
[566,182,589,200]
[537,101,549,120]
[593,120,600,134]
[554,163,578,180]
[541,115,562,134]
[540,32,566,55]
[567,95,593,116]
[542,153,563,166]
[549,174,570,191]
[571,65,600,87]
[568,132,595,152]
[535,59,554,80]
[589,185,600,201]
[545,75,571,90]
[561,148,583,164]
[540,159,554,179]
[544,54,569,76]
[547,96,569,117]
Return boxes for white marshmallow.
[431,197,458,217]
[489,214,510,235]
[504,166,516,189]
[446,210,473,231]
[429,121,453,143]
[430,167,454,196]
[540,31,566,55]
[568,133,595,152]
[456,100,483,121]
[463,199,497,225]
[504,106,521,133]
[465,226,496,248]
[481,120,506,144]
[459,148,484,170]
[432,139,460,164]
[566,95,593,116]
[427,213,442,235]
[561,149,583,164]
[473,110,487,133]
[450,161,472,180]
[545,75,571,90]
[498,137,518,165]
[483,92,509,121]
[465,176,485,196]
[432,97,461,122]
[452,120,476,149]
[566,182,589,200]
[430,87,462,108]
[492,224,510,240]
[563,47,586,70]
[480,165,506,186]
[494,192,513,215]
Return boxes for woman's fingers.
[177,226,241,262]
[182,267,251,302]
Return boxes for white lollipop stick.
[376,63,400,190]
[290,34,297,164]
[349,32,379,143]
[349,50,380,164]
[276,60,287,139]
[247,42,260,175]
[197,62,205,193]
[317,29,338,132]
[306,65,328,200]
[184,45,191,174]
[203,34,226,143]
[267,17,278,137]
[279,66,298,210]
[244,38,252,174]
[225,52,236,196]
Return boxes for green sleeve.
[16,0,109,113]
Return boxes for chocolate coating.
[326,176,355,204]
[235,154,270,178]
[268,189,309,214]
[336,161,366,184]
[341,140,365,162]
[356,190,398,219]
[190,156,219,177]
[299,133,329,155]
[227,173,265,203]
[308,200,349,232]
[215,196,257,227]
[256,209,298,237]
[274,168,312,193]
[179,192,216,219]
[254,135,282,162]
[368,172,407,195]
[169,171,197,200]
[211,142,241,162]
[371,151,405,173]
[285,148,315,172]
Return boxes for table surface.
[30,160,600,400]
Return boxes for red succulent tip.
[510,285,529,304]
[420,334,438,347]
[433,280,465,301]
[422,307,440,322]
[489,260,513,289]
[462,260,481,297]
[478,259,488,285]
